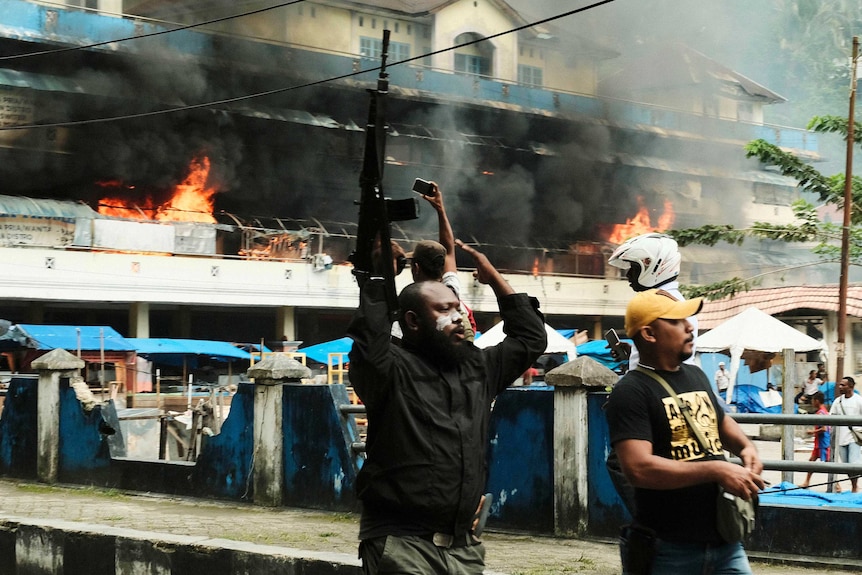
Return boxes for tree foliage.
[673,120,862,301]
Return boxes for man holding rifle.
[348,239,546,575]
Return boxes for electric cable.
[0,0,617,131]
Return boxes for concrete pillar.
[31,349,85,484]
[246,354,311,507]
[781,348,796,484]
[546,356,618,536]
[276,306,296,342]
[27,301,44,324]
[591,318,603,341]
[173,307,192,338]
[129,302,150,338]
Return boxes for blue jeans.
[621,537,752,575]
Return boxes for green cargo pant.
[359,535,485,575]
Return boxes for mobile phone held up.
[412,178,436,197]
[605,328,630,360]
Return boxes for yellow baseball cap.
[624,289,703,337]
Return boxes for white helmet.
[609,233,681,290]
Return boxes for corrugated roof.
[0,194,99,219]
[0,68,85,94]
[699,285,862,329]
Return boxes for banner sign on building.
[0,215,76,247]
[0,90,34,127]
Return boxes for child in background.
[800,391,830,489]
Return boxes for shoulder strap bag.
[835,397,862,444]
[635,367,757,543]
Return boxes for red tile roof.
[698,285,862,329]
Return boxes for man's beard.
[678,346,693,364]
[421,324,477,367]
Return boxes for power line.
[0,0,307,61]
[0,0,617,131]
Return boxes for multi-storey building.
[0,0,838,362]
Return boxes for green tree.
[766,0,862,125]
[670,115,862,300]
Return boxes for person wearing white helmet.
[608,233,699,372]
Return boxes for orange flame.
[606,197,675,245]
[97,157,217,223]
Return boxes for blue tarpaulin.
[733,384,782,414]
[576,339,631,372]
[298,337,352,365]
[9,324,135,351]
[127,338,251,367]
[760,482,862,508]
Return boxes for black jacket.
[348,279,546,540]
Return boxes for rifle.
[350,29,418,321]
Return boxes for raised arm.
[455,239,514,297]
[422,182,456,273]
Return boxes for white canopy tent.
[475,322,578,360]
[696,306,823,402]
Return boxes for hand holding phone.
[412,178,436,197]
[605,328,630,360]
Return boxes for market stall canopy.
[0,324,135,351]
[298,336,352,365]
[576,338,631,372]
[696,306,822,403]
[475,322,578,359]
[127,338,252,367]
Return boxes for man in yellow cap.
[605,289,764,574]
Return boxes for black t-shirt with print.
[605,363,727,543]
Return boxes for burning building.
[0,0,826,347]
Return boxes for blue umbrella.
[298,336,353,365]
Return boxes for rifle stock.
[351,30,417,321]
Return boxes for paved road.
[0,476,857,575]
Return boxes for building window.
[361,37,411,61]
[359,16,364,27]
[372,18,376,29]
[455,54,491,76]
[395,22,399,33]
[518,65,543,87]
[738,102,755,122]
[311,6,316,17]
[407,24,412,35]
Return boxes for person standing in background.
[799,391,830,489]
[829,376,862,493]
[714,361,730,397]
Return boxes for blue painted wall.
[281,384,359,511]
[0,376,38,478]
[58,382,118,484]
[486,387,629,536]
[0,375,121,483]
[486,386,554,532]
[587,392,630,537]
[193,382,255,499]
